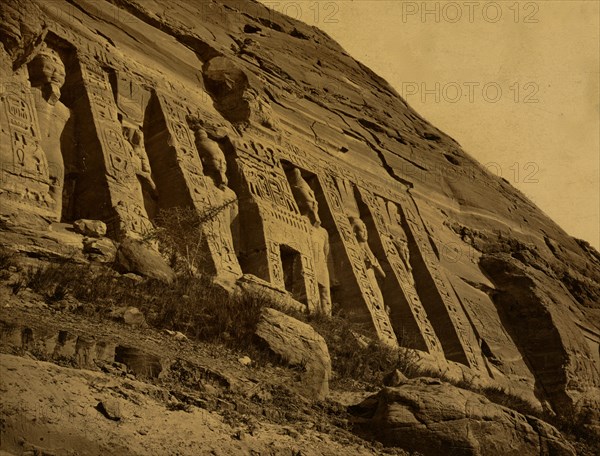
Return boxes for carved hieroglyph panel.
[0,76,51,214]
[398,192,484,370]
[79,60,153,237]
[319,172,398,347]
[359,187,443,355]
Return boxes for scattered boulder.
[255,307,330,400]
[164,329,189,342]
[115,238,175,283]
[73,219,107,238]
[349,378,576,456]
[238,356,252,366]
[237,275,305,313]
[173,331,188,342]
[96,398,122,421]
[382,369,408,387]
[82,237,116,262]
[121,272,144,284]
[123,307,146,328]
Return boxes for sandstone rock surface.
[115,239,175,284]
[0,0,598,432]
[350,379,576,456]
[255,307,331,400]
[83,237,116,262]
[73,219,107,238]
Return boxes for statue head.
[289,167,303,183]
[350,217,368,242]
[195,128,228,189]
[28,46,66,106]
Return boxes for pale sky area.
[259,0,600,249]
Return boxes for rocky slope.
[0,0,599,454]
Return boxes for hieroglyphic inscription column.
[0,71,52,217]
[319,173,398,347]
[79,59,152,237]
[359,187,443,355]
[399,191,484,369]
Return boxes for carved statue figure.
[350,216,386,306]
[121,120,156,192]
[194,128,239,264]
[387,201,413,279]
[288,168,321,227]
[286,167,331,314]
[195,129,229,190]
[28,44,74,219]
[311,224,332,315]
[112,74,157,218]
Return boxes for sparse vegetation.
[146,203,235,277]
[304,312,419,388]
[0,246,16,280]
[4,246,597,454]
[16,258,417,388]
[17,261,270,350]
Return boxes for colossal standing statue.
[350,217,387,308]
[311,225,332,315]
[288,168,332,314]
[112,74,157,218]
[28,44,74,220]
[288,168,321,227]
[387,201,413,280]
[194,128,240,267]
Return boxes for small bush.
[146,203,235,277]
[550,408,599,455]
[305,312,419,388]
[146,274,271,348]
[0,247,15,269]
[479,385,543,418]
[0,246,16,279]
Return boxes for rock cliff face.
[1,0,599,420]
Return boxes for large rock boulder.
[255,307,330,400]
[349,378,575,456]
[83,237,117,263]
[73,219,107,238]
[115,239,175,284]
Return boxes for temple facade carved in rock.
[1,0,598,418]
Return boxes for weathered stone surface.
[350,379,576,456]
[97,398,122,421]
[115,239,175,284]
[255,307,330,400]
[73,219,107,238]
[382,369,408,387]
[480,253,600,418]
[0,0,598,427]
[83,237,116,262]
[123,307,146,328]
